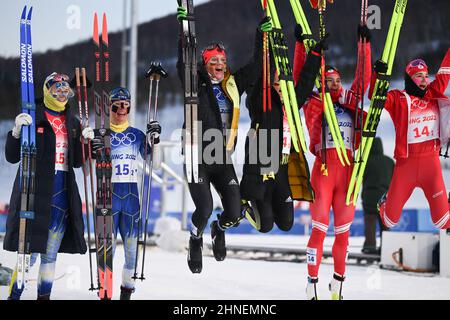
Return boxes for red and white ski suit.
[378,48,450,230]
[293,40,371,278]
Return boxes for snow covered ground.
[1,234,449,300]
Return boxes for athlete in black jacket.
[177,6,271,273]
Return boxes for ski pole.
[76,68,96,291]
[82,67,99,291]
[135,62,168,281]
[263,0,267,114]
[318,1,328,174]
[133,62,156,280]
[354,0,369,162]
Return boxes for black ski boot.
[120,286,134,300]
[211,220,226,261]
[37,294,50,300]
[187,233,203,274]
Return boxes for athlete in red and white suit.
[293,26,371,298]
[376,48,450,230]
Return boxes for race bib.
[110,129,144,183]
[325,104,353,151]
[213,84,232,134]
[408,97,439,144]
[46,113,68,172]
[306,247,318,266]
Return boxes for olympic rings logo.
[411,97,429,110]
[111,132,136,146]
[49,118,67,134]
[333,105,345,116]
[213,86,226,102]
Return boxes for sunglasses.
[111,101,130,114]
[45,73,70,89]
[50,81,74,99]
[201,42,226,55]
[409,59,426,67]
[54,81,70,90]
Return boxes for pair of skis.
[290,0,351,168]
[16,5,36,292]
[179,0,199,184]
[260,0,307,154]
[133,62,168,281]
[346,0,408,205]
[93,12,113,300]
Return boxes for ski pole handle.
[76,68,81,87]
[146,62,168,80]
[81,68,87,88]
[75,67,84,127]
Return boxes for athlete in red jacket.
[376,48,450,231]
[293,24,371,300]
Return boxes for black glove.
[358,24,372,42]
[258,16,272,33]
[313,33,330,52]
[147,120,161,144]
[294,24,304,42]
[91,136,104,154]
[374,59,388,74]
[176,5,187,22]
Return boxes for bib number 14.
[413,126,432,138]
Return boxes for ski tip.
[27,7,33,20]
[21,6,27,20]
[102,13,108,44]
[93,13,99,43]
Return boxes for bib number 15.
[115,164,131,176]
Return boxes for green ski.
[346,0,408,205]
[290,0,350,167]
[261,0,307,153]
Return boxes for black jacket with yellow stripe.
[177,28,263,160]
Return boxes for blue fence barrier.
[0,189,438,236]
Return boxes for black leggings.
[251,165,294,233]
[187,164,242,234]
